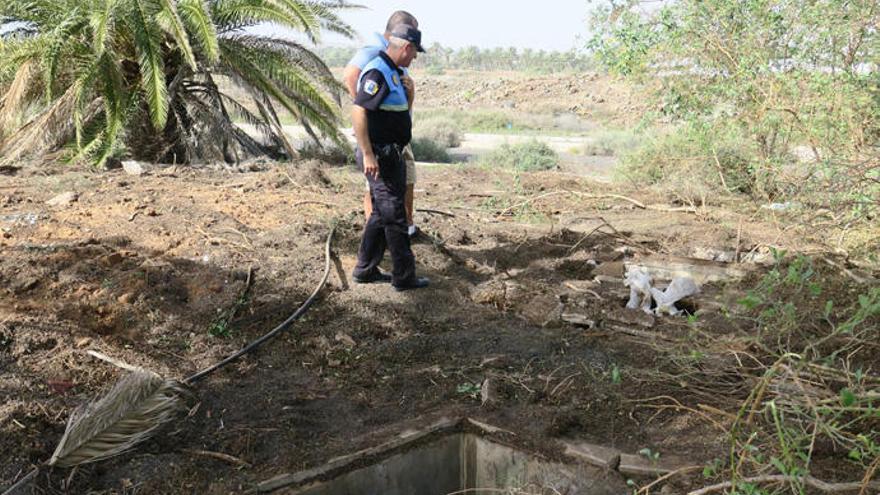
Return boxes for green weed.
[483,140,558,172]
[410,137,452,163]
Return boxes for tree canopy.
[0,0,359,166]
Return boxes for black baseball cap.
[390,24,425,52]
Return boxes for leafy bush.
[589,0,879,219]
[414,117,462,148]
[583,129,643,156]
[410,137,451,163]
[618,121,768,204]
[485,140,558,172]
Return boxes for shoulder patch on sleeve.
[363,80,379,96]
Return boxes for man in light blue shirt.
[344,11,419,237]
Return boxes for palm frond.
[212,0,313,33]
[178,0,219,63]
[128,0,168,129]
[0,83,78,165]
[49,369,189,468]
[270,0,321,42]
[40,10,87,102]
[0,59,34,133]
[307,1,360,39]
[88,0,119,56]
[156,0,197,69]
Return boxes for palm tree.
[0,0,358,167]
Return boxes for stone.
[593,261,625,278]
[75,337,92,348]
[117,292,135,304]
[561,312,596,329]
[520,294,563,328]
[606,307,655,328]
[334,331,356,348]
[563,441,621,470]
[122,161,149,176]
[691,247,736,263]
[480,378,494,406]
[101,253,124,266]
[12,277,39,294]
[624,255,755,284]
[46,191,78,206]
[618,453,682,476]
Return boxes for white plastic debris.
[651,277,700,316]
[624,268,653,314]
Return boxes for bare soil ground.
[0,72,872,494]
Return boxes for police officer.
[351,25,429,291]
[343,11,420,237]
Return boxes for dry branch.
[182,449,251,468]
[688,475,880,495]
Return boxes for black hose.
[184,224,336,385]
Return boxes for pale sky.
[301,1,593,51]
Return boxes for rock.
[75,337,92,348]
[691,247,736,263]
[101,253,124,266]
[561,312,596,329]
[46,192,78,206]
[104,157,123,170]
[334,331,356,348]
[618,453,683,476]
[12,277,39,294]
[563,441,621,470]
[520,294,563,327]
[480,378,494,406]
[606,307,655,328]
[625,255,756,284]
[122,161,149,176]
[593,261,625,279]
[117,292,135,304]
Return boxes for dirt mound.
[414,70,645,122]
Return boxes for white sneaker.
[407,225,418,237]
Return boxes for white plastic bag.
[651,277,699,316]
[624,268,653,314]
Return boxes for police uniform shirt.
[353,52,412,147]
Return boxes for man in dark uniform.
[351,24,429,291]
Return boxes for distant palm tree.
[0,0,357,166]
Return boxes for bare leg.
[405,184,414,226]
[363,191,373,220]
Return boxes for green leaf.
[840,388,856,407]
[823,300,834,318]
[611,365,622,384]
[770,456,787,475]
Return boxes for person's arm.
[352,106,378,178]
[352,69,389,179]
[342,65,362,99]
[401,75,415,109]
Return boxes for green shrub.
[414,117,462,148]
[618,122,763,201]
[485,140,558,172]
[583,129,642,156]
[410,137,452,163]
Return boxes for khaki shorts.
[364,144,416,190]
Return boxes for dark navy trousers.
[353,145,416,285]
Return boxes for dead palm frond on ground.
[2,226,336,495]
[0,0,359,167]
